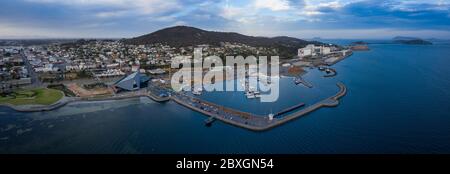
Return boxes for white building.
[298,44,315,59]
[131,65,140,72]
[298,44,333,59]
[321,47,331,55]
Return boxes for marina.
[171,82,347,131]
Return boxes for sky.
[0,0,449,39]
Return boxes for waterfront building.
[298,44,333,59]
[321,46,331,55]
[298,44,315,59]
[114,72,150,91]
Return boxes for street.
[21,50,42,88]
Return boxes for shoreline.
[326,51,353,66]
[0,82,347,132]
[0,89,170,112]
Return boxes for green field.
[0,88,64,106]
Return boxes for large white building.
[322,47,331,55]
[298,44,333,59]
[298,44,315,58]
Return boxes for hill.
[123,26,321,58]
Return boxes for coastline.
[0,82,347,132]
[0,89,170,112]
[1,54,351,131]
[326,51,354,66]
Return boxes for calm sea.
[1,42,450,154]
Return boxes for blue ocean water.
[1,43,450,154]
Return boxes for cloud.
[26,0,182,16]
[0,0,449,39]
[253,0,291,11]
[173,21,187,26]
[290,28,450,39]
[95,11,128,18]
[337,0,450,29]
[298,0,361,17]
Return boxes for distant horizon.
[1,25,448,41]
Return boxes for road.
[20,50,42,88]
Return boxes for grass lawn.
[0,88,64,106]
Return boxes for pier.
[294,77,313,88]
[171,93,271,131]
[146,84,171,102]
[273,103,305,117]
[171,82,347,131]
[147,89,171,102]
[260,82,347,130]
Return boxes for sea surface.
[1,42,450,154]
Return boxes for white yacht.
[192,90,202,95]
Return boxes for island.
[350,41,370,51]
[393,36,433,45]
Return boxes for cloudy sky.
[1,0,449,39]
